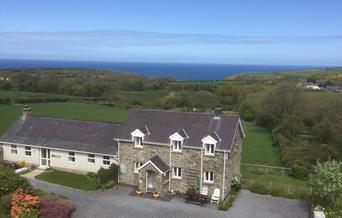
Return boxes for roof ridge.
[28,115,121,125]
[129,108,240,117]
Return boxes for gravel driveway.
[30,179,308,218]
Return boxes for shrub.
[249,184,269,195]
[0,166,31,196]
[96,163,119,185]
[39,196,74,218]
[218,189,238,211]
[0,97,10,104]
[291,163,309,180]
[14,97,68,104]
[10,188,39,218]
[231,174,242,191]
[0,194,12,215]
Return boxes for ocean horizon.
[0,59,323,80]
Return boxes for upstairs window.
[103,156,110,166]
[88,154,95,164]
[133,136,143,147]
[134,162,144,173]
[11,145,17,155]
[204,171,214,183]
[172,167,182,179]
[25,146,32,156]
[204,143,215,155]
[68,152,76,162]
[172,140,182,152]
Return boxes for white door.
[147,171,155,189]
[40,148,50,168]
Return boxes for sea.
[0,59,318,80]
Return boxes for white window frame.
[134,162,143,173]
[68,152,76,163]
[88,154,95,164]
[103,156,111,166]
[172,140,182,152]
[172,167,182,179]
[204,171,214,183]
[204,143,215,155]
[25,146,32,157]
[10,145,17,155]
[133,136,143,148]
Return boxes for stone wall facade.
[119,130,242,199]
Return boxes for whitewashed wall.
[2,143,117,173]
[2,144,40,165]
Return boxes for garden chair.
[211,188,220,204]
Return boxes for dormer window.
[134,136,143,147]
[204,143,215,155]
[131,126,149,148]
[169,129,188,152]
[172,140,182,152]
[201,133,220,156]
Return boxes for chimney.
[214,107,222,118]
[21,105,32,120]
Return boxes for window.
[25,146,32,156]
[10,145,17,155]
[88,154,95,164]
[133,136,143,147]
[68,152,75,162]
[172,167,182,179]
[134,162,143,173]
[204,143,215,155]
[172,140,182,152]
[204,171,214,183]
[103,156,110,166]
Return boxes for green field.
[0,102,127,135]
[242,122,282,166]
[117,90,169,105]
[35,170,98,190]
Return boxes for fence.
[241,163,291,175]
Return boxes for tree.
[309,160,342,207]
[215,84,244,111]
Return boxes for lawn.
[242,122,282,166]
[35,170,99,190]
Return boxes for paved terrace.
[29,178,308,218]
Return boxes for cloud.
[1,30,341,50]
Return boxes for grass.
[242,122,282,166]
[0,102,127,135]
[117,90,169,105]
[0,104,22,135]
[29,102,127,122]
[35,169,99,190]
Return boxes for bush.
[14,97,68,104]
[0,97,10,104]
[231,174,242,191]
[39,196,74,218]
[218,189,238,211]
[0,165,31,196]
[96,163,119,185]
[249,183,269,195]
[291,163,309,180]
[101,180,115,189]
[10,188,39,218]
[0,194,12,215]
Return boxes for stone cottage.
[0,107,244,200]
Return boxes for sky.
[0,0,341,66]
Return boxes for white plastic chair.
[211,188,220,204]
[201,186,208,196]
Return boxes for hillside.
[225,67,342,82]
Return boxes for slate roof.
[0,116,120,155]
[116,109,242,151]
[149,155,170,173]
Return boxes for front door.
[40,148,50,168]
[147,171,156,191]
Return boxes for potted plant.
[153,191,160,200]
[136,188,143,196]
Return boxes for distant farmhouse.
[0,107,244,199]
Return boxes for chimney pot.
[21,105,32,120]
[214,107,222,118]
